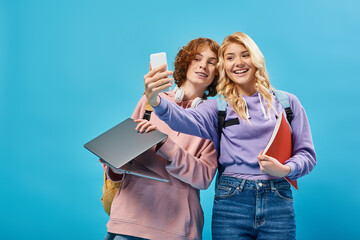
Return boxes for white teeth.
[197,73,207,77]
[235,69,247,74]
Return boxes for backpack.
[215,90,293,186]
[100,100,153,215]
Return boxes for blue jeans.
[212,176,296,240]
[104,233,149,240]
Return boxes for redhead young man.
[103,38,220,240]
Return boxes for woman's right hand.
[144,64,173,107]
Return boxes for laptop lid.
[84,118,168,182]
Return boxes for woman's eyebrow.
[225,50,249,56]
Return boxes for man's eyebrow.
[196,53,217,60]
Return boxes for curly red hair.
[173,38,220,99]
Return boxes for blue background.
[1,0,359,239]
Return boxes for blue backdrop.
[1,0,359,239]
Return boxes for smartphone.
[150,52,171,93]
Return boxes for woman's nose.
[235,57,244,67]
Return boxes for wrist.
[150,95,161,108]
[282,165,291,177]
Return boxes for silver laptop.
[84,118,169,182]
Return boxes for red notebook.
[263,112,298,190]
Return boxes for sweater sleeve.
[156,138,218,190]
[285,94,317,180]
[153,96,220,150]
[102,163,125,182]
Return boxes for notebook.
[84,118,169,182]
[262,112,297,190]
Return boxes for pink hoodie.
[104,91,217,240]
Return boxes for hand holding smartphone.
[150,52,171,93]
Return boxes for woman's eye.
[194,58,200,61]
[226,57,233,60]
[242,54,250,58]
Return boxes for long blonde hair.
[216,32,274,120]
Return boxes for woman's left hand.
[257,153,291,177]
[134,119,157,133]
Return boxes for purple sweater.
[153,91,316,180]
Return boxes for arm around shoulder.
[152,97,219,144]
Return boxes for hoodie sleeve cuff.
[152,96,168,115]
[105,166,125,182]
[285,161,297,179]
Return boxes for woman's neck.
[235,83,257,97]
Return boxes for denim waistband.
[218,175,291,191]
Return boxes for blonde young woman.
[145,32,316,240]
[103,38,219,240]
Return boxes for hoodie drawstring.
[242,97,251,119]
[242,93,277,120]
[258,93,270,120]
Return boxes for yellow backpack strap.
[101,171,121,215]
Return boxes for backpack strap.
[216,98,227,137]
[215,98,241,188]
[273,90,293,124]
[143,101,153,120]
[215,98,228,188]
[217,98,240,134]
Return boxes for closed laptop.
[84,118,168,182]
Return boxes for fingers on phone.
[144,72,172,90]
[153,71,173,81]
[154,64,167,72]
[148,77,172,90]
[147,64,166,77]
